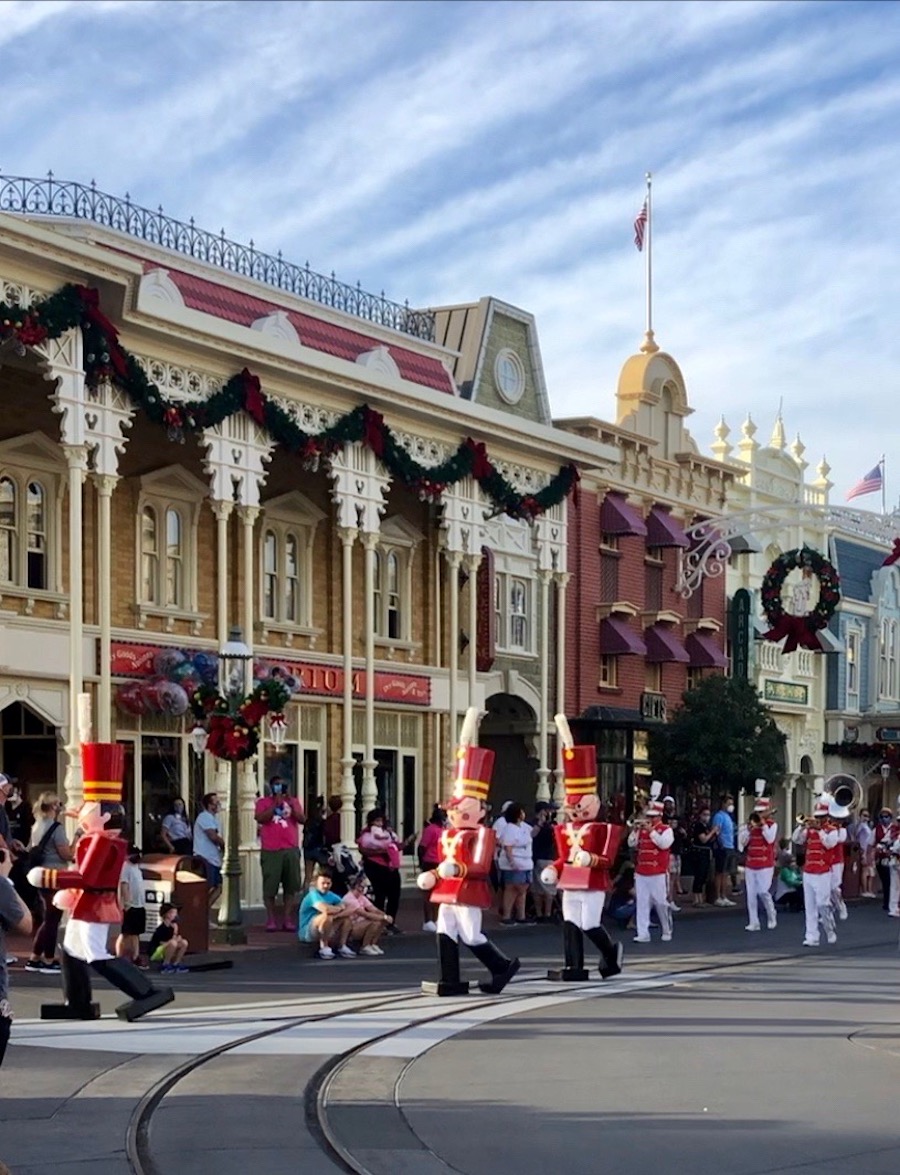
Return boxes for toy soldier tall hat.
[753,778,771,813]
[554,714,597,800]
[82,743,125,803]
[450,708,494,804]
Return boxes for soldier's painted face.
[569,793,600,822]
[77,801,110,834]
[448,797,484,829]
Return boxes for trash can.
[141,854,209,955]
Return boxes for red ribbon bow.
[362,406,386,458]
[466,438,493,481]
[762,614,823,654]
[75,286,128,378]
[883,538,900,567]
[241,368,266,426]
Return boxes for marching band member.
[828,804,850,923]
[738,781,778,932]
[541,716,624,982]
[28,741,174,1021]
[418,708,520,996]
[794,795,839,946]
[628,782,674,943]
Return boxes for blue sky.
[3,0,899,507]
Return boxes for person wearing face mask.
[874,808,899,912]
[255,776,305,932]
[711,794,738,907]
[854,809,876,898]
[160,797,193,857]
[688,804,717,907]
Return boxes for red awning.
[685,631,728,669]
[600,493,647,537]
[644,624,690,663]
[600,617,647,657]
[646,506,689,549]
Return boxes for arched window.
[263,530,278,619]
[284,533,299,623]
[141,506,159,604]
[509,578,528,649]
[165,508,183,606]
[386,551,400,639]
[26,481,46,589]
[0,477,16,584]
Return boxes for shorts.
[121,907,146,936]
[668,855,681,876]
[500,869,532,886]
[197,859,222,888]
[150,944,168,963]
[714,848,738,875]
[261,848,302,899]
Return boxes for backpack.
[27,820,60,869]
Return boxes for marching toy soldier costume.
[542,715,623,982]
[628,783,674,943]
[794,794,839,947]
[418,709,520,996]
[29,743,174,1021]
[738,781,778,932]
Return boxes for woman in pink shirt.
[343,872,392,955]
[417,805,446,932]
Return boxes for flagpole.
[882,454,887,516]
[644,172,654,349]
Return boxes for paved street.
[1,901,899,1174]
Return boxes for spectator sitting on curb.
[148,903,189,974]
[298,868,354,959]
[342,872,392,955]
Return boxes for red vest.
[828,829,846,868]
[803,827,832,874]
[552,821,623,892]
[745,823,776,870]
[430,826,494,909]
[635,825,670,875]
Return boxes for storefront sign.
[876,727,900,743]
[731,589,751,682]
[764,679,808,705]
[640,692,667,722]
[109,641,431,706]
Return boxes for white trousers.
[745,867,776,928]
[561,890,605,930]
[63,919,112,964]
[635,873,671,939]
[890,867,900,915]
[436,903,487,946]
[802,873,835,944]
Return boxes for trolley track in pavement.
[120,933,897,1175]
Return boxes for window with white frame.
[599,654,617,688]
[373,516,422,642]
[494,571,534,653]
[846,628,860,707]
[258,491,324,630]
[0,435,64,594]
[879,618,899,701]
[136,467,205,616]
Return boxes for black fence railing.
[0,173,435,341]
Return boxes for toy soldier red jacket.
[31,830,126,923]
[551,821,623,890]
[430,826,494,909]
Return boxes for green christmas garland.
[0,283,579,520]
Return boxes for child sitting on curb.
[342,871,392,955]
[148,902,190,974]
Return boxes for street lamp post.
[212,626,252,945]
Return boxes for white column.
[536,569,552,802]
[361,530,378,814]
[239,506,260,848]
[95,474,116,743]
[446,549,462,757]
[466,552,481,709]
[62,444,88,809]
[553,572,570,803]
[339,526,357,842]
[212,501,233,655]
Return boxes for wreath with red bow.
[760,546,840,653]
[190,678,291,761]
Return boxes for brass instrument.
[822,773,863,818]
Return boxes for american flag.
[846,462,883,501]
[634,199,648,251]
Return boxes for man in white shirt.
[193,793,224,910]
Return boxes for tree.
[647,676,787,800]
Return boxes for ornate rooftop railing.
[0,172,435,341]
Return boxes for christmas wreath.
[760,546,840,653]
[189,677,292,761]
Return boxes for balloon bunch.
[115,648,220,717]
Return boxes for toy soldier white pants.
[561,890,605,930]
[436,904,487,947]
[63,919,113,964]
[802,873,835,944]
[635,873,671,939]
[745,867,776,929]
